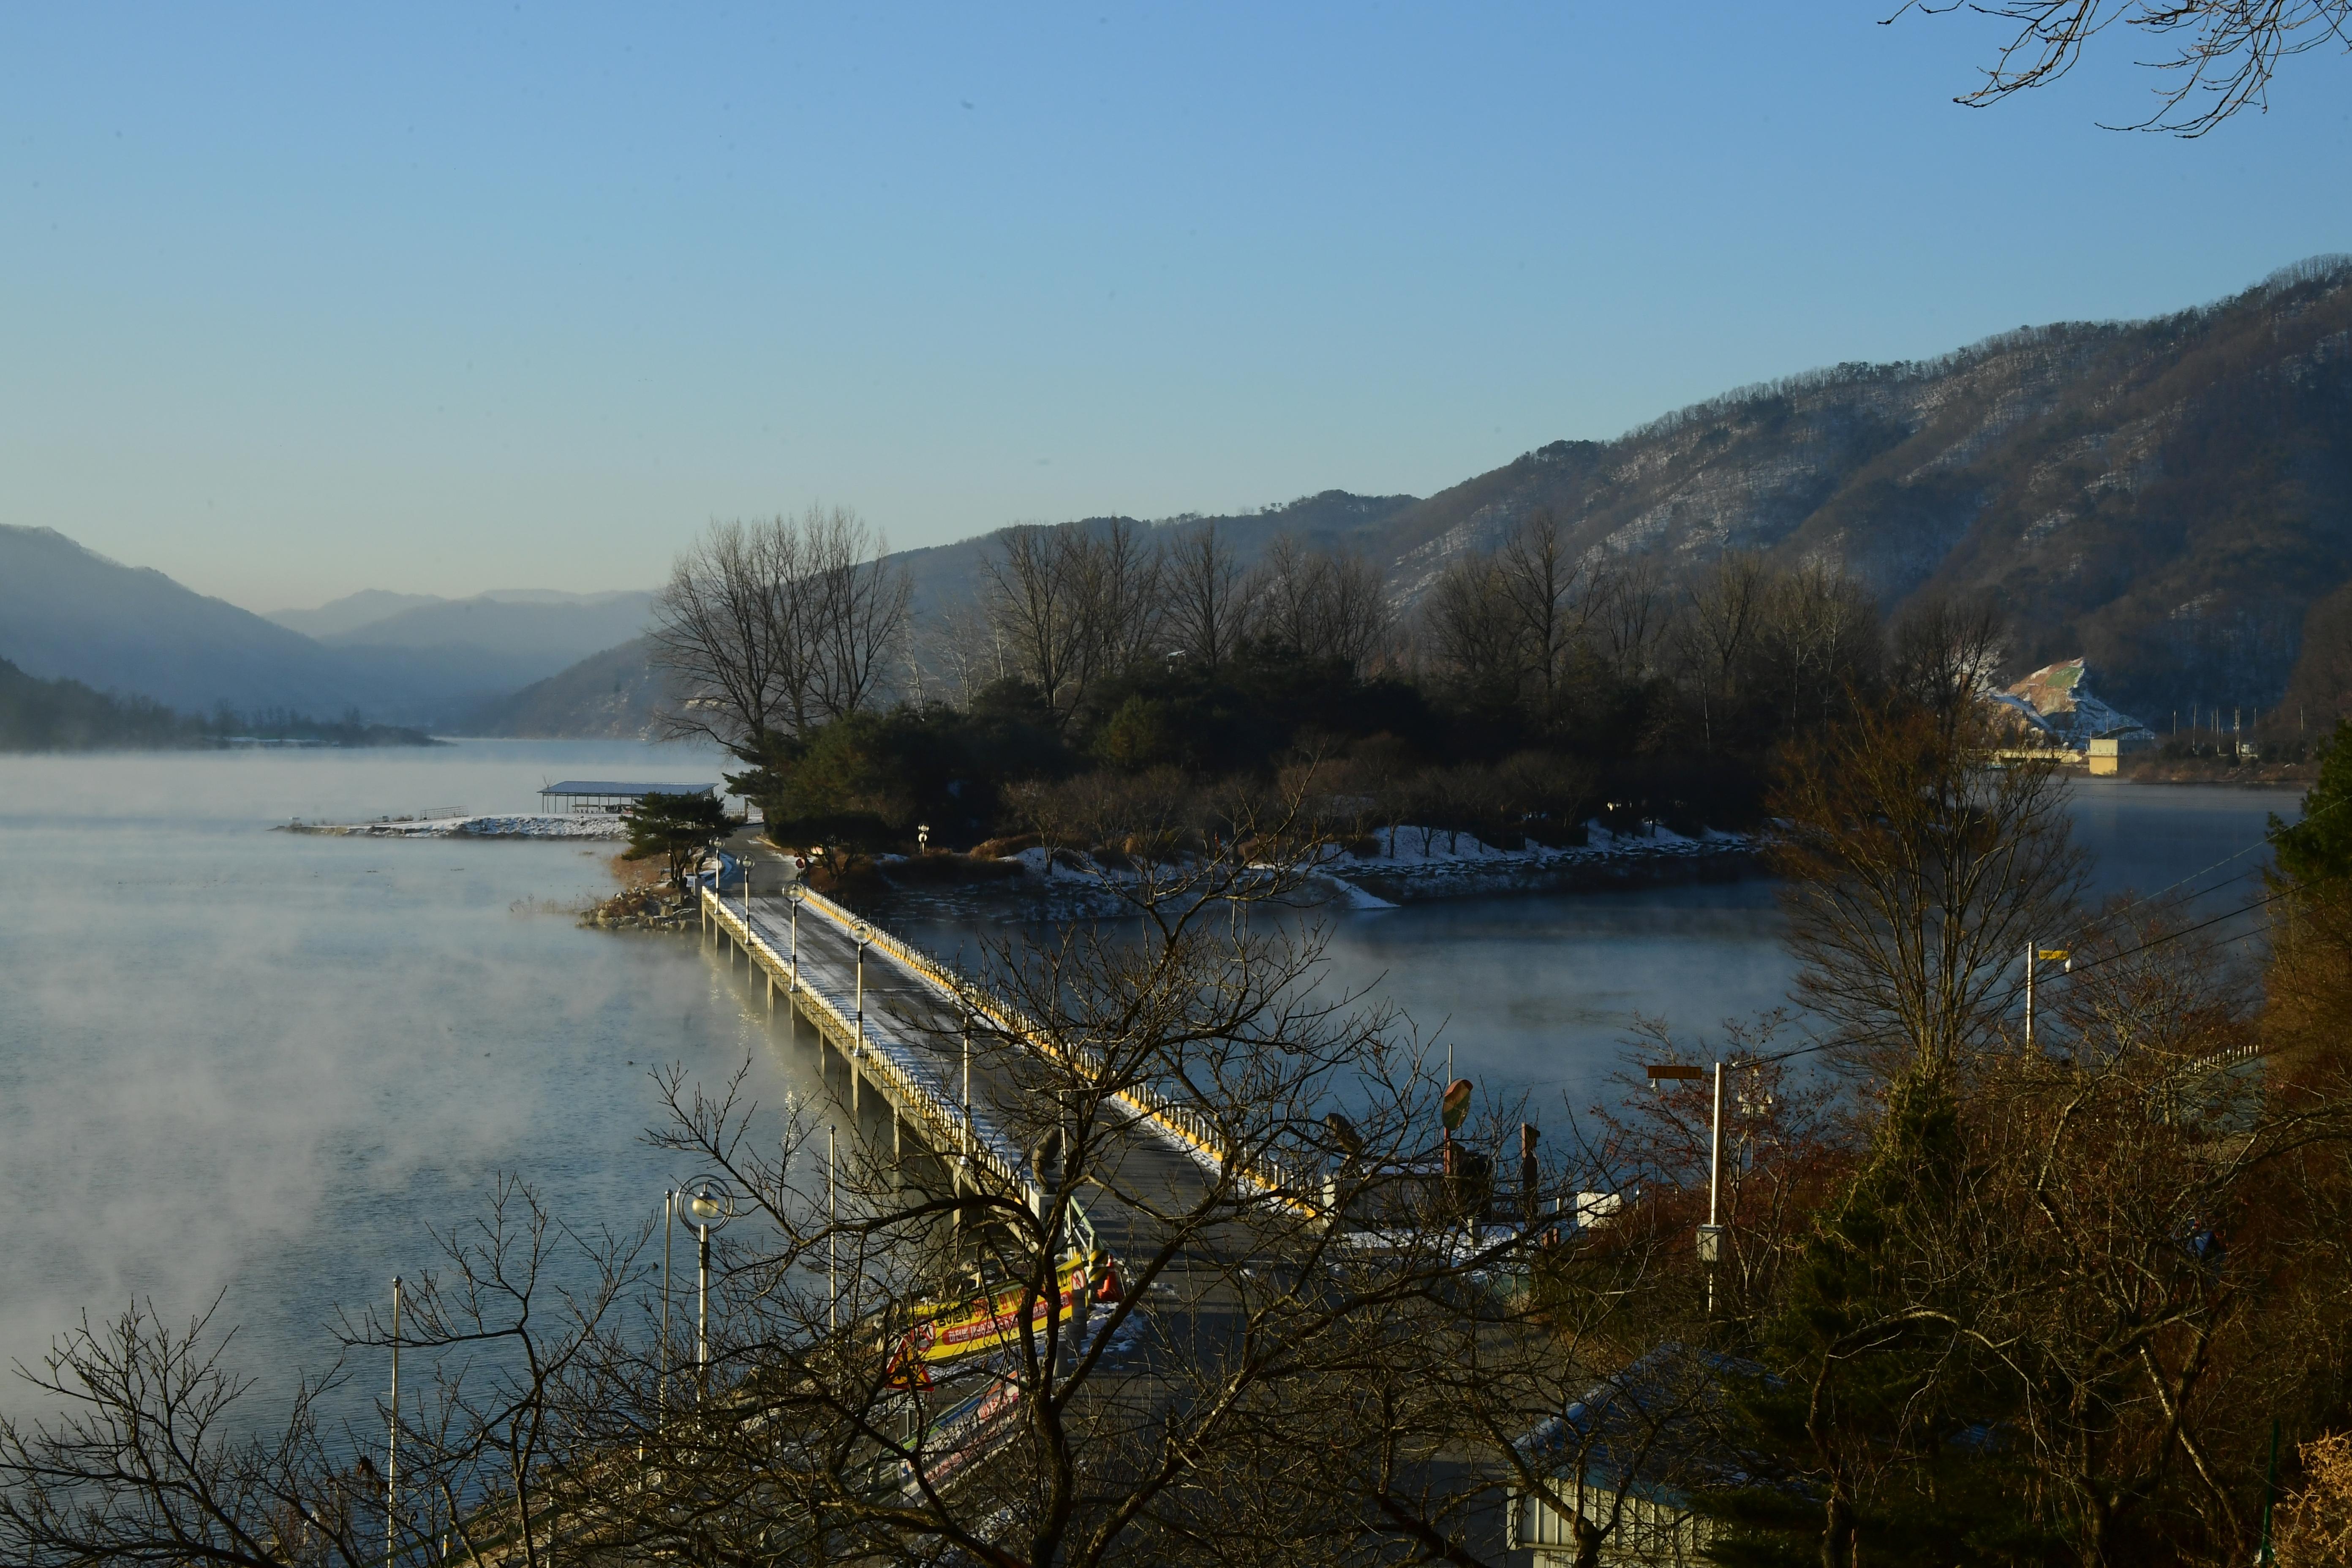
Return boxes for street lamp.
[917,822,930,854]
[678,1179,737,1401]
[658,1189,675,1417]
[785,883,806,1046]
[2024,942,2071,1048]
[1646,1060,1766,1311]
[852,920,874,1060]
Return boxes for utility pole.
[828,1124,839,1332]
[386,1277,400,1568]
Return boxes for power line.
[1734,793,2330,1070]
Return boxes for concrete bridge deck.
[696,884,1272,1262]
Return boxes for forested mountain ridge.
[1363,256,2352,721]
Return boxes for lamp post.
[2024,942,2071,1048]
[679,1180,736,1403]
[852,921,873,1060]
[786,883,806,1048]
[1647,1060,1769,1312]
[658,1189,675,1418]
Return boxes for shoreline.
[280,813,629,839]
[853,829,1761,923]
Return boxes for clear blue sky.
[4,3,2347,612]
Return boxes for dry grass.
[2276,1432,2352,1567]
[607,850,667,890]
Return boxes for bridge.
[693,879,1305,1264]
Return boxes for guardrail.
[772,884,1316,1215]
[703,889,1034,1208]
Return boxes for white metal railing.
[769,885,1314,1214]
[704,890,1032,1205]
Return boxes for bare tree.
[1676,552,1770,751]
[1592,554,1670,685]
[1769,695,2087,1078]
[1164,522,1251,673]
[1494,510,1599,709]
[650,507,911,757]
[923,597,1014,710]
[648,520,796,757]
[803,505,914,724]
[1905,0,2352,136]
[983,520,1165,727]
[0,1300,376,1567]
[1421,557,1522,700]
[1749,559,1882,729]
[1247,537,1392,672]
[1889,591,2007,741]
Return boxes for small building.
[1995,659,2155,762]
[2085,735,2154,776]
[538,780,722,816]
[1510,1347,1747,1566]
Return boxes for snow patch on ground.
[286,814,630,840]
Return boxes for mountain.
[1353,255,2352,722]
[35,258,2352,738]
[894,490,1420,621]
[0,528,618,727]
[0,526,385,717]
[322,591,656,676]
[895,253,2352,723]
[266,589,445,638]
[459,636,667,738]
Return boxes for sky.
[4,4,2349,614]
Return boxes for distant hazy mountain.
[266,589,446,639]
[460,636,667,739]
[0,526,378,716]
[324,591,655,678]
[0,527,618,726]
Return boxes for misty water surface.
[903,776,2299,1130]
[0,747,2300,1436]
[0,741,819,1429]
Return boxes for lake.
[0,746,2298,1426]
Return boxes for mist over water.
[0,745,2299,1438]
[901,778,2299,1130]
[0,742,817,1428]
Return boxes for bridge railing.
[703,889,1034,1208]
[779,884,1316,1216]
